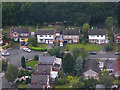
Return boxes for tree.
[72,47,88,59]
[2,60,8,71]
[29,36,37,47]
[34,55,39,60]
[104,43,114,52]
[18,69,24,78]
[74,56,84,72]
[99,71,114,87]
[5,64,18,82]
[21,56,26,68]
[62,53,75,74]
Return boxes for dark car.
[26,67,33,70]
[89,52,97,55]
[25,41,29,46]
[115,52,120,55]
[21,42,25,46]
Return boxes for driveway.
[4,48,44,67]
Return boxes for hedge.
[2,44,10,49]
[28,46,47,51]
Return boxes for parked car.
[26,67,33,70]
[1,51,9,56]
[25,41,29,46]
[89,51,97,55]
[23,48,31,52]
[21,42,25,46]
[115,52,120,55]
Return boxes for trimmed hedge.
[28,46,47,51]
[2,44,10,49]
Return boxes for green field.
[66,44,101,51]
[18,84,27,88]
[37,44,47,48]
[26,60,38,68]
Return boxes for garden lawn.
[18,84,27,88]
[66,44,100,51]
[26,60,38,68]
[37,44,47,48]
[55,84,70,88]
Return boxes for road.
[4,48,44,67]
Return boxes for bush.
[28,46,47,51]
[34,55,39,60]
[18,70,25,78]
[2,44,10,49]
[105,44,114,52]
[55,77,68,85]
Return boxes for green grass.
[66,44,100,51]
[26,60,38,68]
[55,84,71,88]
[37,44,47,48]
[18,84,27,88]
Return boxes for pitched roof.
[27,84,44,89]
[113,61,120,73]
[84,59,100,73]
[9,27,30,34]
[104,60,115,69]
[34,65,52,74]
[38,56,55,65]
[36,29,55,35]
[63,29,80,35]
[31,75,49,84]
[89,29,106,35]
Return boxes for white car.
[23,48,31,53]
[1,51,10,56]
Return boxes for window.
[101,35,103,37]
[24,33,27,36]
[40,35,43,37]
[49,35,51,37]
[46,35,47,37]
[97,35,99,37]
[20,34,24,36]
[73,39,77,42]
[69,36,71,38]
[92,40,95,42]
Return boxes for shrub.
[18,70,24,78]
[105,44,114,52]
[55,77,68,85]
[28,46,47,51]
[2,44,10,49]
[34,55,39,60]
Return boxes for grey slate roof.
[38,56,55,65]
[34,65,52,75]
[31,75,49,84]
[63,29,80,35]
[9,27,30,34]
[89,29,106,35]
[36,29,55,35]
[84,59,100,73]
[104,60,115,69]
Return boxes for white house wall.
[89,35,106,40]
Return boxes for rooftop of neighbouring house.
[27,84,44,89]
[89,29,106,35]
[113,60,120,73]
[84,59,100,73]
[104,60,116,69]
[62,29,80,35]
[34,65,52,74]
[36,29,55,35]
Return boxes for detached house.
[62,29,80,44]
[88,29,109,44]
[114,31,120,44]
[83,59,100,79]
[8,27,30,42]
[36,29,55,44]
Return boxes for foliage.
[2,3,117,26]
[99,71,114,86]
[28,46,47,51]
[74,56,84,72]
[104,43,114,52]
[48,47,64,58]
[113,80,120,86]
[72,47,88,59]
[34,55,39,61]
[5,64,18,82]
[62,53,75,74]
[2,60,8,71]
[29,36,37,47]
[21,56,26,68]
[2,44,10,49]
[55,77,69,85]
[18,69,25,78]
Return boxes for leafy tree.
[29,36,37,47]
[5,64,18,82]
[18,69,24,78]
[104,43,114,52]
[2,60,8,71]
[72,47,88,59]
[21,56,26,68]
[74,56,84,72]
[62,53,75,74]
[99,71,114,87]
[34,55,38,60]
